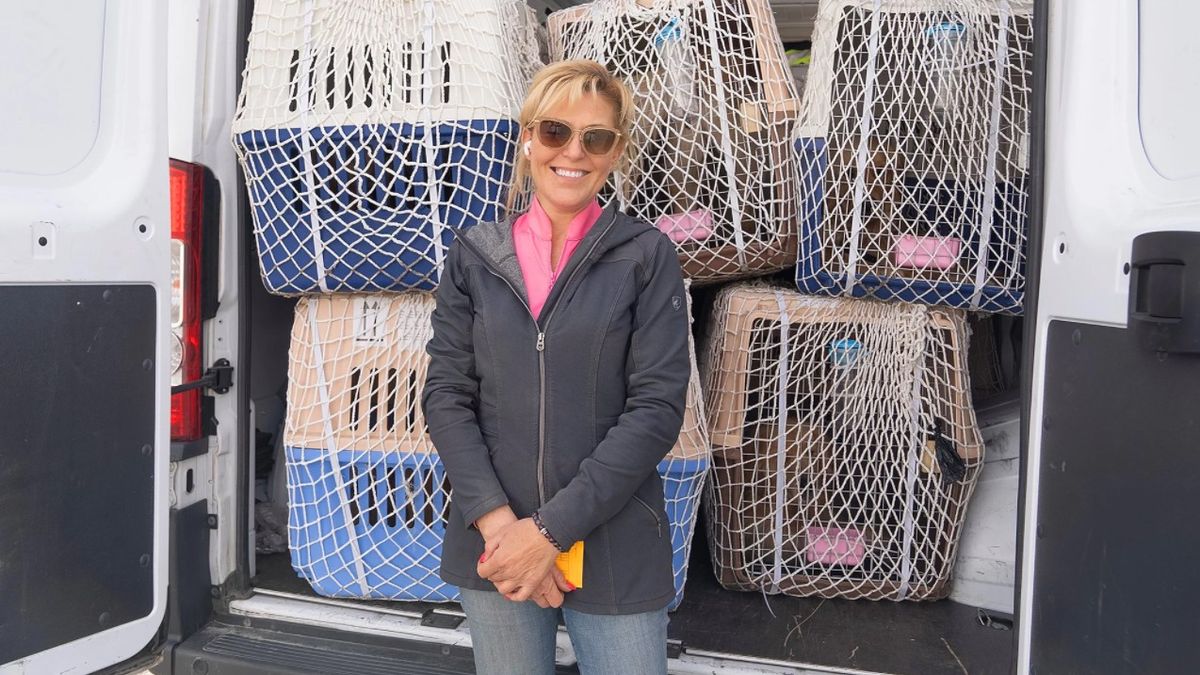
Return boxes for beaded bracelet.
[531,511,567,552]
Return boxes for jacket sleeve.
[536,231,690,547]
[421,241,509,528]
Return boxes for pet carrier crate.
[284,293,455,600]
[548,0,802,283]
[794,0,1034,313]
[700,284,984,600]
[233,0,543,295]
[285,292,711,605]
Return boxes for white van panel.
[1139,0,1200,181]
[1021,0,1200,669]
[0,0,170,671]
[0,4,107,176]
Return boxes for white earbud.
[523,140,532,157]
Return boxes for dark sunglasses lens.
[582,129,617,154]
[537,120,572,148]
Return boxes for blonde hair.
[505,60,635,213]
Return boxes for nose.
[561,132,588,160]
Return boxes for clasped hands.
[475,505,575,608]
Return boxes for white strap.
[298,0,330,293]
[970,3,1012,309]
[769,291,791,595]
[700,0,747,271]
[308,300,369,595]
[845,0,884,294]
[897,334,924,601]
[420,0,447,280]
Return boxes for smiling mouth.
[552,167,588,179]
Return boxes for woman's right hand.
[530,567,574,608]
[476,506,575,606]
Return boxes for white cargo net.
[284,292,712,605]
[700,284,983,601]
[233,0,543,295]
[664,285,713,609]
[548,0,802,284]
[795,0,1033,314]
[284,293,452,600]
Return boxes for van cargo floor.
[669,533,1014,674]
[255,533,1014,675]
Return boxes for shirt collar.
[526,195,602,242]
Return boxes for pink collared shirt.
[513,196,603,320]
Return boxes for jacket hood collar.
[455,201,652,304]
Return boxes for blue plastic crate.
[661,456,709,612]
[286,446,459,601]
[237,119,517,294]
[794,137,1027,314]
[286,446,707,606]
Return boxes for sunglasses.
[530,119,622,156]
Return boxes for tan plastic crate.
[701,285,983,601]
[286,293,436,454]
[286,291,708,461]
[548,0,800,284]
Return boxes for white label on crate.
[354,297,392,345]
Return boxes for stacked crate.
[548,0,802,283]
[700,285,983,600]
[692,0,1030,603]
[284,294,453,600]
[233,0,542,294]
[233,0,545,602]
[794,0,1034,313]
[284,293,712,604]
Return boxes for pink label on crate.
[655,209,713,243]
[805,525,866,566]
[891,235,962,270]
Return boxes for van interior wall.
[247,266,295,509]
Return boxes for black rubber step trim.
[168,624,477,675]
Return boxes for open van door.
[0,2,171,672]
[1019,0,1200,671]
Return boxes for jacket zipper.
[531,217,618,506]
[456,213,619,507]
[632,495,664,539]
[466,264,546,504]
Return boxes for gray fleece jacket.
[421,203,690,615]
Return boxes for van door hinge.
[667,639,684,659]
[172,358,234,395]
[420,609,464,629]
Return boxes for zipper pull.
[536,332,545,352]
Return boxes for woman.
[422,60,690,674]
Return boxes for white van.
[3,1,1197,673]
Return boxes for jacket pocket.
[631,495,664,540]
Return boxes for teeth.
[553,168,585,178]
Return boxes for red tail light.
[170,159,205,441]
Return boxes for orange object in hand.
[555,542,584,589]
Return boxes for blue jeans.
[458,588,669,675]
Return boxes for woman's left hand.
[476,518,560,602]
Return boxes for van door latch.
[1129,231,1200,354]
[171,358,234,395]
